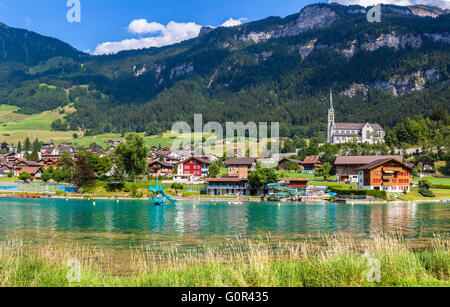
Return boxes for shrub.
[170,183,184,191]
[419,188,435,198]
[418,180,432,189]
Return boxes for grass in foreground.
[0,234,449,287]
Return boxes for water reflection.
[0,198,448,249]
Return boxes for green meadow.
[0,104,75,143]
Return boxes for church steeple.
[329,89,334,111]
[327,90,335,143]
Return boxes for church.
[327,92,385,144]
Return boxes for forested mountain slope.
[0,3,449,139]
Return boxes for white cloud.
[221,18,248,27]
[94,17,250,55]
[127,19,165,34]
[330,0,450,9]
[94,20,202,55]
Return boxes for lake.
[0,198,449,250]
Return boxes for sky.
[0,0,448,55]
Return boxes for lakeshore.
[1,192,449,205]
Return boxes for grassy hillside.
[0,104,76,143]
[60,133,173,148]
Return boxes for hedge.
[431,184,450,190]
[329,187,387,200]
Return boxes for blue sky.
[0,0,325,53]
[0,0,447,54]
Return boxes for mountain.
[0,3,449,139]
[0,22,85,66]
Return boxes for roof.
[148,160,174,168]
[278,178,310,182]
[205,178,248,183]
[335,155,403,165]
[334,123,384,131]
[180,156,211,165]
[224,158,257,166]
[26,161,42,167]
[302,156,322,164]
[356,158,413,171]
[18,167,42,175]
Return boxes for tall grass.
[0,233,449,287]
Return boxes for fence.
[0,182,78,193]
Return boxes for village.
[0,132,446,203]
[1,92,447,203]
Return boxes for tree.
[418,179,431,190]
[170,183,184,193]
[32,138,41,152]
[24,137,31,152]
[208,162,220,178]
[41,171,51,183]
[115,133,148,179]
[17,142,22,153]
[315,162,333,181]
[51,169,66,183]
[443,153,450,176]
[29,150,39,162]
[284,161,300,171]
[84,151,112,176]
[58,151,74,169]
[105,166,125,192]
[19,172,32,182]
[248,168,278,187]
[72,152,97,188]
[412,167,419,179]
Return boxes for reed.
[0,233,449,287]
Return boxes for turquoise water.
[0,198,449,249]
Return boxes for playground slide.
[160,190,177,203]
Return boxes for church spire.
[329,89,334,111]
[327,90,335,144]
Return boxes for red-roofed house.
[335,155,403,183]
[177,157,211,178]
[224,158,257,178]
[148,160,175,176]
[17,167,43,181]
[357,158,412,192]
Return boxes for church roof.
[334,123,384,131]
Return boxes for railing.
[0,182,77,193]
[207,185,248,189]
